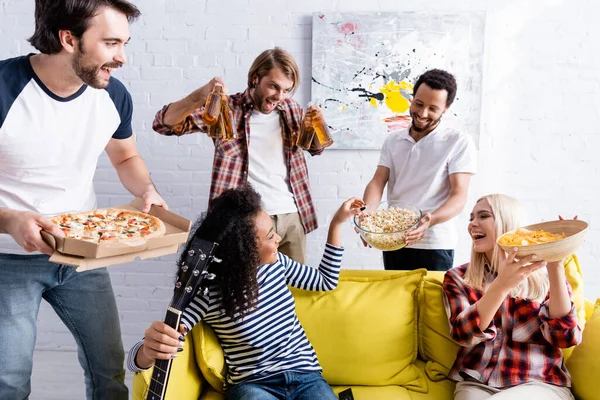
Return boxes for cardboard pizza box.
[41,198,192,272]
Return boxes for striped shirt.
[443,263,582,388]
[152,89,322,233]
[128,243,343,386]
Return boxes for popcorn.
[358,207,420,251]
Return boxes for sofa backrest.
[292,269,428,392]
[191,258,588,392]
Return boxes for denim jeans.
[225,371,337,400]
[0,253,127,400]
[383,248,454,271]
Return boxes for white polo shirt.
[378,121,477,250]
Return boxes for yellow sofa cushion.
[566,298,600,400]
[417,274,459,380]
[329,359,454,400]
[291,269,428,391]
[563,254,586,330]
[197,358,454,400]
[191,322,227,394]
[131,331,204,400]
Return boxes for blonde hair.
[247,47,300,94]
[463,194,549,303]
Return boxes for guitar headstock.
[172,237,220,311]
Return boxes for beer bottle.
[296,111,315,149]
[221,97,237,141]
[309,106,333,148]
[202,83,223,126]
[207,113,224,139]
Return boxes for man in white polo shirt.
[363,69,476,271]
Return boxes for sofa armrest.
[131,332,205,400]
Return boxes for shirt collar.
[403,119,446,142]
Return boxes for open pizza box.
[41,198,192,272]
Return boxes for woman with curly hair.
[443,194,581,400]
[127,185,363,399]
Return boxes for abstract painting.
[311,12,485,149]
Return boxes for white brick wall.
[1,0,599,356]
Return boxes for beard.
[72,40,121,89]
[252,86,277,114]
[410,110,442,133]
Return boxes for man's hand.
[404,212,432,246]
[141,189,168,213]
[3,210,64,255]
[189,77,227,107]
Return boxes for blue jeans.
[225,371,337,400]
[0,254,127,400]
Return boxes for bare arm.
[162,77,226,127]
[405,172,471,245]
[430,172,472,226]
[105,137,167,212]
[477,250,547,329]
[363,166,390,205]
[546,261,572,318]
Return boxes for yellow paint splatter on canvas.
[376,80,414,113]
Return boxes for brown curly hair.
[179,185,262,320]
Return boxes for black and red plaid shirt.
[443,263,582,388]
[153,89,321,233]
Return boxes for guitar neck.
[146,307,182,400]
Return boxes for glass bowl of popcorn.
[353,201,422,251]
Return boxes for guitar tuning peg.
[206,273,216,280]
[212,256,222,263]
[200,254,207,260]
[181,265,188,272]
[188,249,195,257]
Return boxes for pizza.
[51,209,166,243]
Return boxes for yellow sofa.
[133,256,599,400]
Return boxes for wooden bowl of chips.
[497,220,588,262]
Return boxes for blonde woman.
[443,194,582,400]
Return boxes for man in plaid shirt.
[152,47,325,263]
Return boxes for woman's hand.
[327,198,364,248]
[558,215,578,220]
[495,247,547,291]
[136,322,187,369]
[332,198,364,226]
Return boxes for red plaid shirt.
[443,264,582,388]
[153,89,321,233]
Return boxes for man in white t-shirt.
[152,48,327,264]
[0,1,165,398]
[363,69,477,271]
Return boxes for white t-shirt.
[378,121,477,250]
[247,110,298,215]
[0,55,133,254]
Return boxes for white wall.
[1,0,598,354]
